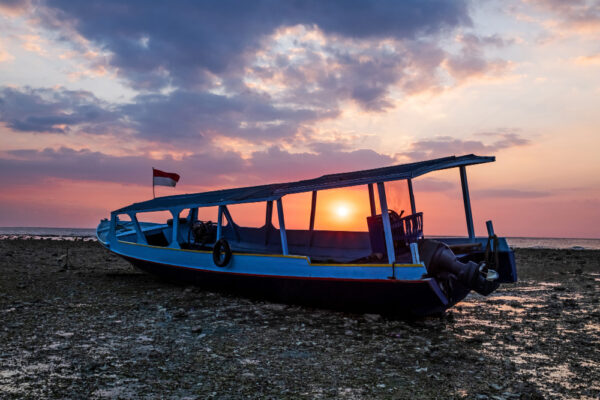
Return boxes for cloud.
[0,86,335,142]
[574,53,600,65]
[0,146,245,187]
[0,41,15,63]
[0,144,395,188]
[247,146,394,182]
[445,33,512,81]
[34,0,470,90]
[527,0,600,33]
[474,188,551,199]
[0,0,31,16]
[16,0,481,118]
[398,131,529,161]
[412,177,455,192]
[252,32,447,112]
[0,2,513,147]
[0,86,120,134]
[122,89,337,142]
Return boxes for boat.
[97,154,517,316]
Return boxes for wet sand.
[0,239,598,399]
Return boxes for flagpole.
[152,167,155,199]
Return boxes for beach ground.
[0,239,598,399]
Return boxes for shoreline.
[2,235,600,251]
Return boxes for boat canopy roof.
[115,154,494,214]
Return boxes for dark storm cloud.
[38,0,471,90]
[0,87,120,134]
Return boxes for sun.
[335,204,350,219]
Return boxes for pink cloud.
[527,0,600,33]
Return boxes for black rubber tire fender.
[212,238,232,267]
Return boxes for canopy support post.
[109,213,117,242]
[276,198,289,256]
[222,205,240,241]
[169,209,181,249]
[265,200,273,245]
[368,183,376,216]
[308,191,317,247]
[309,191,317,232]
[407,179,416,215]
[188,207,198,223]
[460,166,475,240]
[377,182,396,264]
[129,213,148,245]
[216,206,223,241]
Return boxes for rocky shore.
[1,239,598,399]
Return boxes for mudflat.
[0,239,598,399]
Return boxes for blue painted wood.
[123,254,450,315]
[108,238,425,281]
[109,212,117,242]
[377,182,396,264]
[99,154,516,315]
[222,205,240,241]
[216,205,223,240]
[486,220,495,236]
[169,209,181,249]
[129,213,148,245]
[276,198,289,255]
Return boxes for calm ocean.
[1,227,599,250]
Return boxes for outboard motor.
[419,239,499,296]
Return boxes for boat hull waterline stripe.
[122,255,454,315]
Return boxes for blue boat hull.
[122,254,468,316]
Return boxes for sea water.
[0,227,599,249]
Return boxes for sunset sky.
[0,0,599,238]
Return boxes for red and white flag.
[153,168,180,187]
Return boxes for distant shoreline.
[1,229,600,250]
[0,227,598,241]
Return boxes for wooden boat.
[97,154,517,316]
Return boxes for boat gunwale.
[118,252,431,283]
[113,239,424,268]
